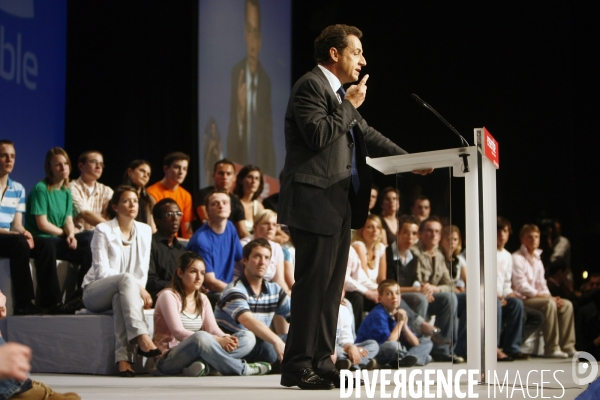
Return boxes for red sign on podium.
[483,127,499,168]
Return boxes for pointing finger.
[358,74,369,86]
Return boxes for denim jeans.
[245,334,287,364]
[428,292,457,357]
[156,330,255,376]
[335,339,379,369]
[0,337,32,400]
[375,337,433,366]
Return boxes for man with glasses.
[146,199,187,304]
[69,150,113,231]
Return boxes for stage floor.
[32,358,594,399]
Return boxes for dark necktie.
[337,86,360,193]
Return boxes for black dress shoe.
[119,369,135,377]
[320,369,364,389]
[137,347,162,358]
[61,297,85,314]
[280,368,335,390]
[13,304,46,315]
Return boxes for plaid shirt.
[69,177,113,231]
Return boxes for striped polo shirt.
[0,178,26,231]
[214,275,291,334]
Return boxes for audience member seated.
[0,290,81,399]
[512,223,576,358]
[574,273,600,358]
[344,245,379,329]
[215,239,290,367]
[233,165,265,236]
[81,185,160,377]
[236,210,290,293]
[187,190,242,305]
[352,214,387,286]
[146,199,187,304]
[412,216,462,363]
[440,225,466,292]
[410,195,431,225]
[24,147,92,300]
[386,215,429,320]
[368,184,379,215]
[335,288,380,371]
[539,218,572,282]
[0,141,66,315]
[152,252,270,376]
[194,159,248,238]
[378,187,400,246]
[356,280,433,368]
[495,217,528,361]
[123,159,156,231]
[262,170,283,212]
[69,150,113,232]
[146,152,193,238]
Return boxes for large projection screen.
[198,0,291,194]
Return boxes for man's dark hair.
[419,215,442,232]
[0,140,14,146]
[78,150,103,165]
[314,24,363,64]
[153,198,180,222]
[243,237,272,260]
[412,194,430,208]
[213,158,236,173]
[163,152,190,168]
[245,0,261,32]
[497,216,512,233]
[204,188,230,208]
[398,214,420,231]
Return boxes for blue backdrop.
[0,0,66,192]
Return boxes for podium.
[367,128,499,383]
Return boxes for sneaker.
[398,355,418,367]
[183,361,208,377]
[246,361,271,376]
[335,359,352,370]
[11,380,80,399]
[545,350,568,359]
[365,358,383,370]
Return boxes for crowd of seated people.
[2,139,598,383]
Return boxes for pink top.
[511,245,550,299]
[153,289,226,352]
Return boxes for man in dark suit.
[278,24,428,390]
[226,0,276,176]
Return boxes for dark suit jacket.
[278,66,407,235]
[227,58,276,176]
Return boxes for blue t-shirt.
[186,220,242,285]
[0,178,26,230]
[356,304,412,345]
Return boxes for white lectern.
[367,127,499,383]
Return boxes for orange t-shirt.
[146,181,193,227]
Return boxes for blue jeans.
[401,292,429,319]
[499,297,524,355]
[428,292,458,357]
[375,337,433,366]
[0,337,32,400]
[455,292,467,358]
[335,340,379,369]
[156,330,255,376]
[245,334,287,364]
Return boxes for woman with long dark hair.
[81,185,158,377]
[233,165,264,235]
[122,160,155,232]
[153,251,270,376]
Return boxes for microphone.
[411,93,471,172]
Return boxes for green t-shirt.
[25,181,73,237]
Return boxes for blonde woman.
[352,214,387,284]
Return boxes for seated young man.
[512,224,576,358]
[147,152,193,238]
[69,150,113,232]
[187,190,242,305]
[215,239,290,366]
[356,280,433,367]
[335,288,379,371]
[193,159,248,238]
[146,199,187,303]
[411,216,461,363]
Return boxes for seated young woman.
[153,251,270,376]
[233,165,265,235]
[122,159,156,232]
[81,185,159,377]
